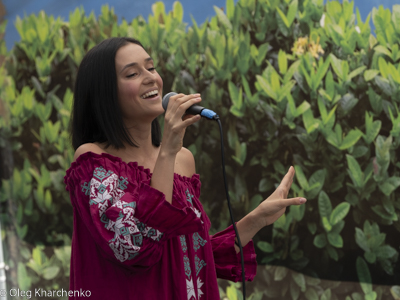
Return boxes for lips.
[141,89,159,99]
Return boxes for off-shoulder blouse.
[64,152,256,299]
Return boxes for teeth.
[141,90,158,99]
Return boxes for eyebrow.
[120,57,153,74]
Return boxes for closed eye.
[126,73,137,78]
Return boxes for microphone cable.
[162,92,247,298]
[212,115,246,299]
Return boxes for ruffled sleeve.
[64,152,203,270]
[210,225,257,282]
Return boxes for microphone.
[162,92,218,120]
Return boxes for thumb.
[283,197,307,206]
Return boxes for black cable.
[213,116,246,299]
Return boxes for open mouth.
[141,90,159,99]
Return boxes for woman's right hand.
[161,93,202,155]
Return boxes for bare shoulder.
[73,143,106,162]
[175,147,196,178]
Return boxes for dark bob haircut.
[70,37,161,150]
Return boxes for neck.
[102,119,160,170]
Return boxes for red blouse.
[64,152,257,299]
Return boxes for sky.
[2,0,399,50]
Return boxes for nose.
[142,69,156,84]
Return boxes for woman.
[64,37,306,299]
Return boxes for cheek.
[118,81,140,101]
[155,73,163,89]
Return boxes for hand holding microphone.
[162,92,218,120]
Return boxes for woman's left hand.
[255,166,306,228]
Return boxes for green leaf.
[294,165,308,190]
[378,57,389,78]
[16,224,28,239]
[379,176,400,196]
[257,241,274,253]
[44,189,52,210]
[232,141,246,166]
[291,272,306,292]
[355,228,369,252]
[321,289,332,300]
[339,129,363,150]
[278,50,288,75]
[327,245,338,261]
[18,262,31,290]
[346,155,363,188]
[374,45,392,57]
[290,280,300,300]
[313,234,327,248]
[376,245,397,259]
[297,101,311,116]
[256,75,277,101]
[318,191,332,218]
[42,266,60,280]
[390,286,400,300]
[172,1,183,22]
[274,213,286,229]
[322,216,332,232]
[365,251,376,264]
[356,257,372,295]
[274,266,288,281]
[259,178,272,193]
[278,80,295,102]
[330,202,350,225]
[226,0,235,20]
[327,232,343,248]
[307,222,317,235]
[364,112,382,144]
[307,169,325,198]
[276,7,290,28]
[213,6,232,30]
[313,56,331,91]
[304,287,318,300]
[290,204,305,221]
[226,284,238,300]
[348,66,366,81]
[330,54,343,80]
[287,0,298,26]
[302,109,320,134]
[364,70,380,81]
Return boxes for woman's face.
[115,43,164,124]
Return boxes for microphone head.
[162,92,177,111]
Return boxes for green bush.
[0,0,399,299]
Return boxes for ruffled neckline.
[66,151,200,183]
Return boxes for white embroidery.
[186,278,196,300]
[197,278,204,299]
[86,167,164,262]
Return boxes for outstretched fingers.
[280,197,307,208]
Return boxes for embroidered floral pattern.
[178,189,207,300]
[180,236,188,253]
[186,278,196,300]
[195,255,207,276]
[185,189,202,220]
[84,166,164,262]
[186,189,194,206]
[193,232,207,252]
[183,255,191,278]
[197,278,204,299]
[81,182,90,196]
